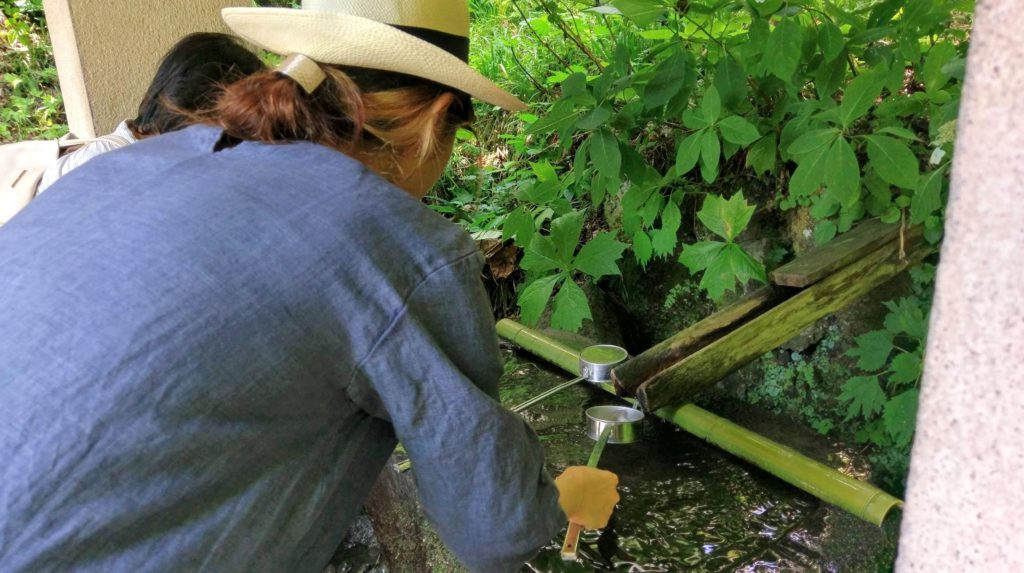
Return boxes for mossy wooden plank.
[770,218,900,288]
[637,233,933,411]
[611,286,787,394]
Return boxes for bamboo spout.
[497,319,903,526]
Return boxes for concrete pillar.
[43,0,250,137]
[895,1,1024,570]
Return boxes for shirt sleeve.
[37,128,134,194]
[349,250,565,573]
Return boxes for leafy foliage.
[0,0,66,142]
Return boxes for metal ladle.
[511,344,628,413]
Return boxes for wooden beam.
[770,218,900,288]
[637,230,933,411]
[611,286,788,394]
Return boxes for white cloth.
[37,121,137,193]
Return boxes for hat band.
[391,25,469,62]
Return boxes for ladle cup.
[510,344,628,413]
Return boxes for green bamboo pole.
[497,319,903,526]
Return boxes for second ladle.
[511,344,628,413]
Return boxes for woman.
[37,32,265,193]
[0,1,617,572]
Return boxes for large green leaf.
[644,50,691,109]
[923,42,957,94]
[632,230,654,267]
[824,137,861,207]
[549,210,585,263]
[526,101,585,135]
[910,165,947,225]
[865,135,920,189]
[764,18,803,81]
[718,115,761,146]
[518,273,563,326]
[520,235,563,274]
[651,200,682,257]
[839,376,887,420]
[787,128,840,158]
[697,192,755,242]
[884,389,920,447]
[714,56,748,111]
[745,134,777,175]
[575,105,613,130]
[700,243,766,300]
[590,128,622,180]
[700,130,721,183]
[678,241,726,274]
[818,20,846,62]
[551,279,593,332]
[789,144,830,199]
[847,330,894,372]
[838,71,886,128]
[675,130,704,175]
[610,0,668,26]
[889,351,923,385]
[700,86,722,125]
[573,232,628,278]
[502,206,536,248]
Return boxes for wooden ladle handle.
[560,522,584,561]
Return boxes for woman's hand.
[554,466,620,529]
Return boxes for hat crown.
[301,0,469,38]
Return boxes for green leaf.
[549,211,585,263]
[749,0,783,16]
[700,130,721,183]
[814,50,848,99]
[838,71,886,128]
[787,128,840,158]
[910,165,946,225]
[644,51,690,109]
[675,130,704,175]
[884,389,920,447]
[590,128,622,180]
[678,241,726,274]
[701,243,766,300]
[718,116,761,146]
[518,273,563,326]
[883,297,928,339]
[789,144,830,199]
[764,18,803,81]
[745,134,777,175]
[697,191,755,242]
[551,279,593,332]
[561,72,587,97]
[876,126,920,141]
[526,102,585,135]
[847,330,894,372]
[530,161,558,183]
[610,0,668,26]
[866,135,920,189]
[839,376,887,420]
[651,200,682,257]
[633,230,654,267]
[502,206,536,248]
[889,352,923,385]
[700,86,722,125]
[520,235,563,274]
[573,232,629,279]
[682,108,711,130]
[824,137,861,208]
[818,20,846,62]
[714,56,748,111]
[575,105,613,130]
[814,220,837,245]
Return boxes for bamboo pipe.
[496,319,903,526]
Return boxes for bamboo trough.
[497,319,903,526]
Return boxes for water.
[333,348,900,572]
[501,350,900,573]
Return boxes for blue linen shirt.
[0,126,563,572]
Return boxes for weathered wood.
[637,230,933,411]
[770,218,900,287]
[611,286,787,394]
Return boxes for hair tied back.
[276,54,327,94]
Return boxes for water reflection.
[502,350,898,573]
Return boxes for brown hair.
[195,65,473,182]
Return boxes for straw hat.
[221,0,526,111]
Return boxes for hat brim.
[222,7,526,111]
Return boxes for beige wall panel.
[895,1,1024,570]
[44,0,251,137]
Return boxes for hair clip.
[276,53,327,94]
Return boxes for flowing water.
[333,348,901,572]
